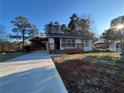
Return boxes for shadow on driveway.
[1,66,66,93]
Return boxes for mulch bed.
[53,56,124,93]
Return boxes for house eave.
[47,33,92,40]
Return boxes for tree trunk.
[22,30,25,52]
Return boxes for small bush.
[64,49,83,54]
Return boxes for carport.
[30,38,48,51]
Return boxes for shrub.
[64,49,83,54]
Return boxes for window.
[72,44,75,47]
[61,39,76,47]
[106,44,109,48]
[72,40,75,42]
[77,43,83,49]
[62,39,65,42]
[85,40,89,47]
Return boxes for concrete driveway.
[0,52,67,93]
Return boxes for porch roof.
[93,39,105,45]
[30,38,48,42]
[47,33,91,39]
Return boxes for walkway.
[0,52,68,93]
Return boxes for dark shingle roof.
[47,33,91,39]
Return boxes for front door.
[54,38,60,50]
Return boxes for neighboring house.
[110,16,124,52]
[47,33,93,52]
[93,39,122,52]
[108,41,122,52]
[93,39,106,49]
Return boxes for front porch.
[48,38,92,53]
[49,38,84,50]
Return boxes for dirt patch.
[53,54,124,93]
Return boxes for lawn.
[0,52,29,61]
[53,53,124,93]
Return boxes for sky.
[0,0,124,36]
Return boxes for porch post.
[60,38,62,50]
[75,39,77,48]
[46,42,49,52]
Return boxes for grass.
[53,52,121,63]
[84,52,120,59]
[0,52,30,62]
[53,52,124,93]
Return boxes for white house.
[93,39,122,52]
[47,33,93,52]
[108,41,122,52]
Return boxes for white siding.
[49,38,54,50]
[49,38,54,43]
[109,41,122,52]
[60,38,63,50]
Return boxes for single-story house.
[47,33,93,52]
[93,39,122,52]
[108,41,122,52]
[30,33,93,53]
[92,39,106,49]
